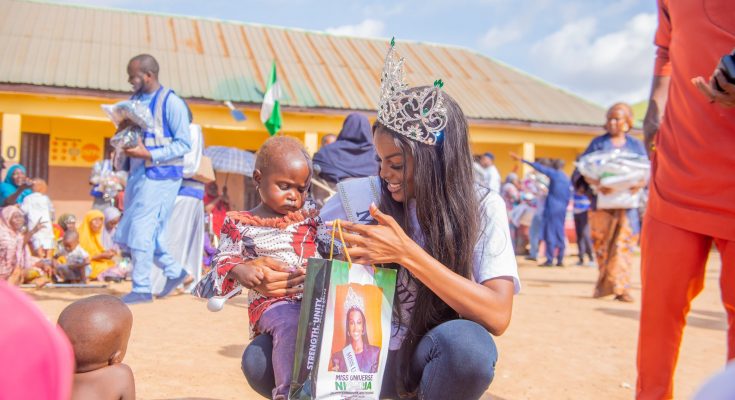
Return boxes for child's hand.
[229,263,264,289]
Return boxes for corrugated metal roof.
[0,0,605,126]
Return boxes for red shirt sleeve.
[653,0,672,77]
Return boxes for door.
[20,132,49,181]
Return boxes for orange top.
[648,0,735,240]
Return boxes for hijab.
[0,165,32,205]
[101,207,121,250]
[79,209,115,279]
[312,113,379,183]
[78,209,105,256]
[57,214,76,232]
[0,206,31,277]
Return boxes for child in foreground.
[195,136,331,400]
[57,294,135,400]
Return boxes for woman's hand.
[30,222,43,235]
[227,256,305,297]
[508,152,521,162]
[583,177,599,187]
[19,180,33,190]
[629,179,647,194]
[337,204,420,266]
[583,177,615,194]
[93,250,117,261]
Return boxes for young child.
[194,136,331,400]
[54,230,91,283]
[57,294,135,400]
[20,179,55,259]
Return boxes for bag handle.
[329,219,352,266]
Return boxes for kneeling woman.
[235,42,520,400]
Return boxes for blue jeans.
[241,319,497,400]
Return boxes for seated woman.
[0,164,33,206]
[234,41,520,400]
[101,207,121,252]
[330,287,380,373]
[0,206,47,286]
[78,210,117,281]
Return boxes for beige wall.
[48,166,95,220]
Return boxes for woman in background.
[0,164,32,206]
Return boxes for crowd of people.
[0,162,126,287]
[1,1,734,398]
[476,102,647,305]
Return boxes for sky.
[53,0,659,107]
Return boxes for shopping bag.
[290,220,396,400]
[192,155,216,183]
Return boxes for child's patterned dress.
[194,204,332,338]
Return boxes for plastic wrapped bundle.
[90,160,126,200]
[109,125,142,150]
[576,150,650,209]
[101,100,154,130]
[102,100,156,151]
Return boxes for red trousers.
[637,215,735,399]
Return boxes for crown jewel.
[343,287,365,314]
[377,38,448,146]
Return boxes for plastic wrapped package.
[101,100,154,130]
[576,150,650,182]
[597,190,642,210]
[90,160,126,200]
[109,126,142,150]
[102,100,157,153]
[576,150,651,210]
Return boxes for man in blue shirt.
[114,54,192,304]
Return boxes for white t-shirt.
[319,178,521,350]
[20,192,55,249]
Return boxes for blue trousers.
[131,242,182,293]
[574,212,593,262]
[543,210,566,264]
[529,212,543,258]
[241,319,497,400]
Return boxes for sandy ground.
[27,250,726,400]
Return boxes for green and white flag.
[260,61,282,136]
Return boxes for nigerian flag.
[260,61,282,136]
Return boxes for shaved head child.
[57,295,135,400]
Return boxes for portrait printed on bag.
[328,284,383,373]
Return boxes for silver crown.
[377,38,448,146]
[343,286,365,314]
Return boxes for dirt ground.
[27,249,726,400]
